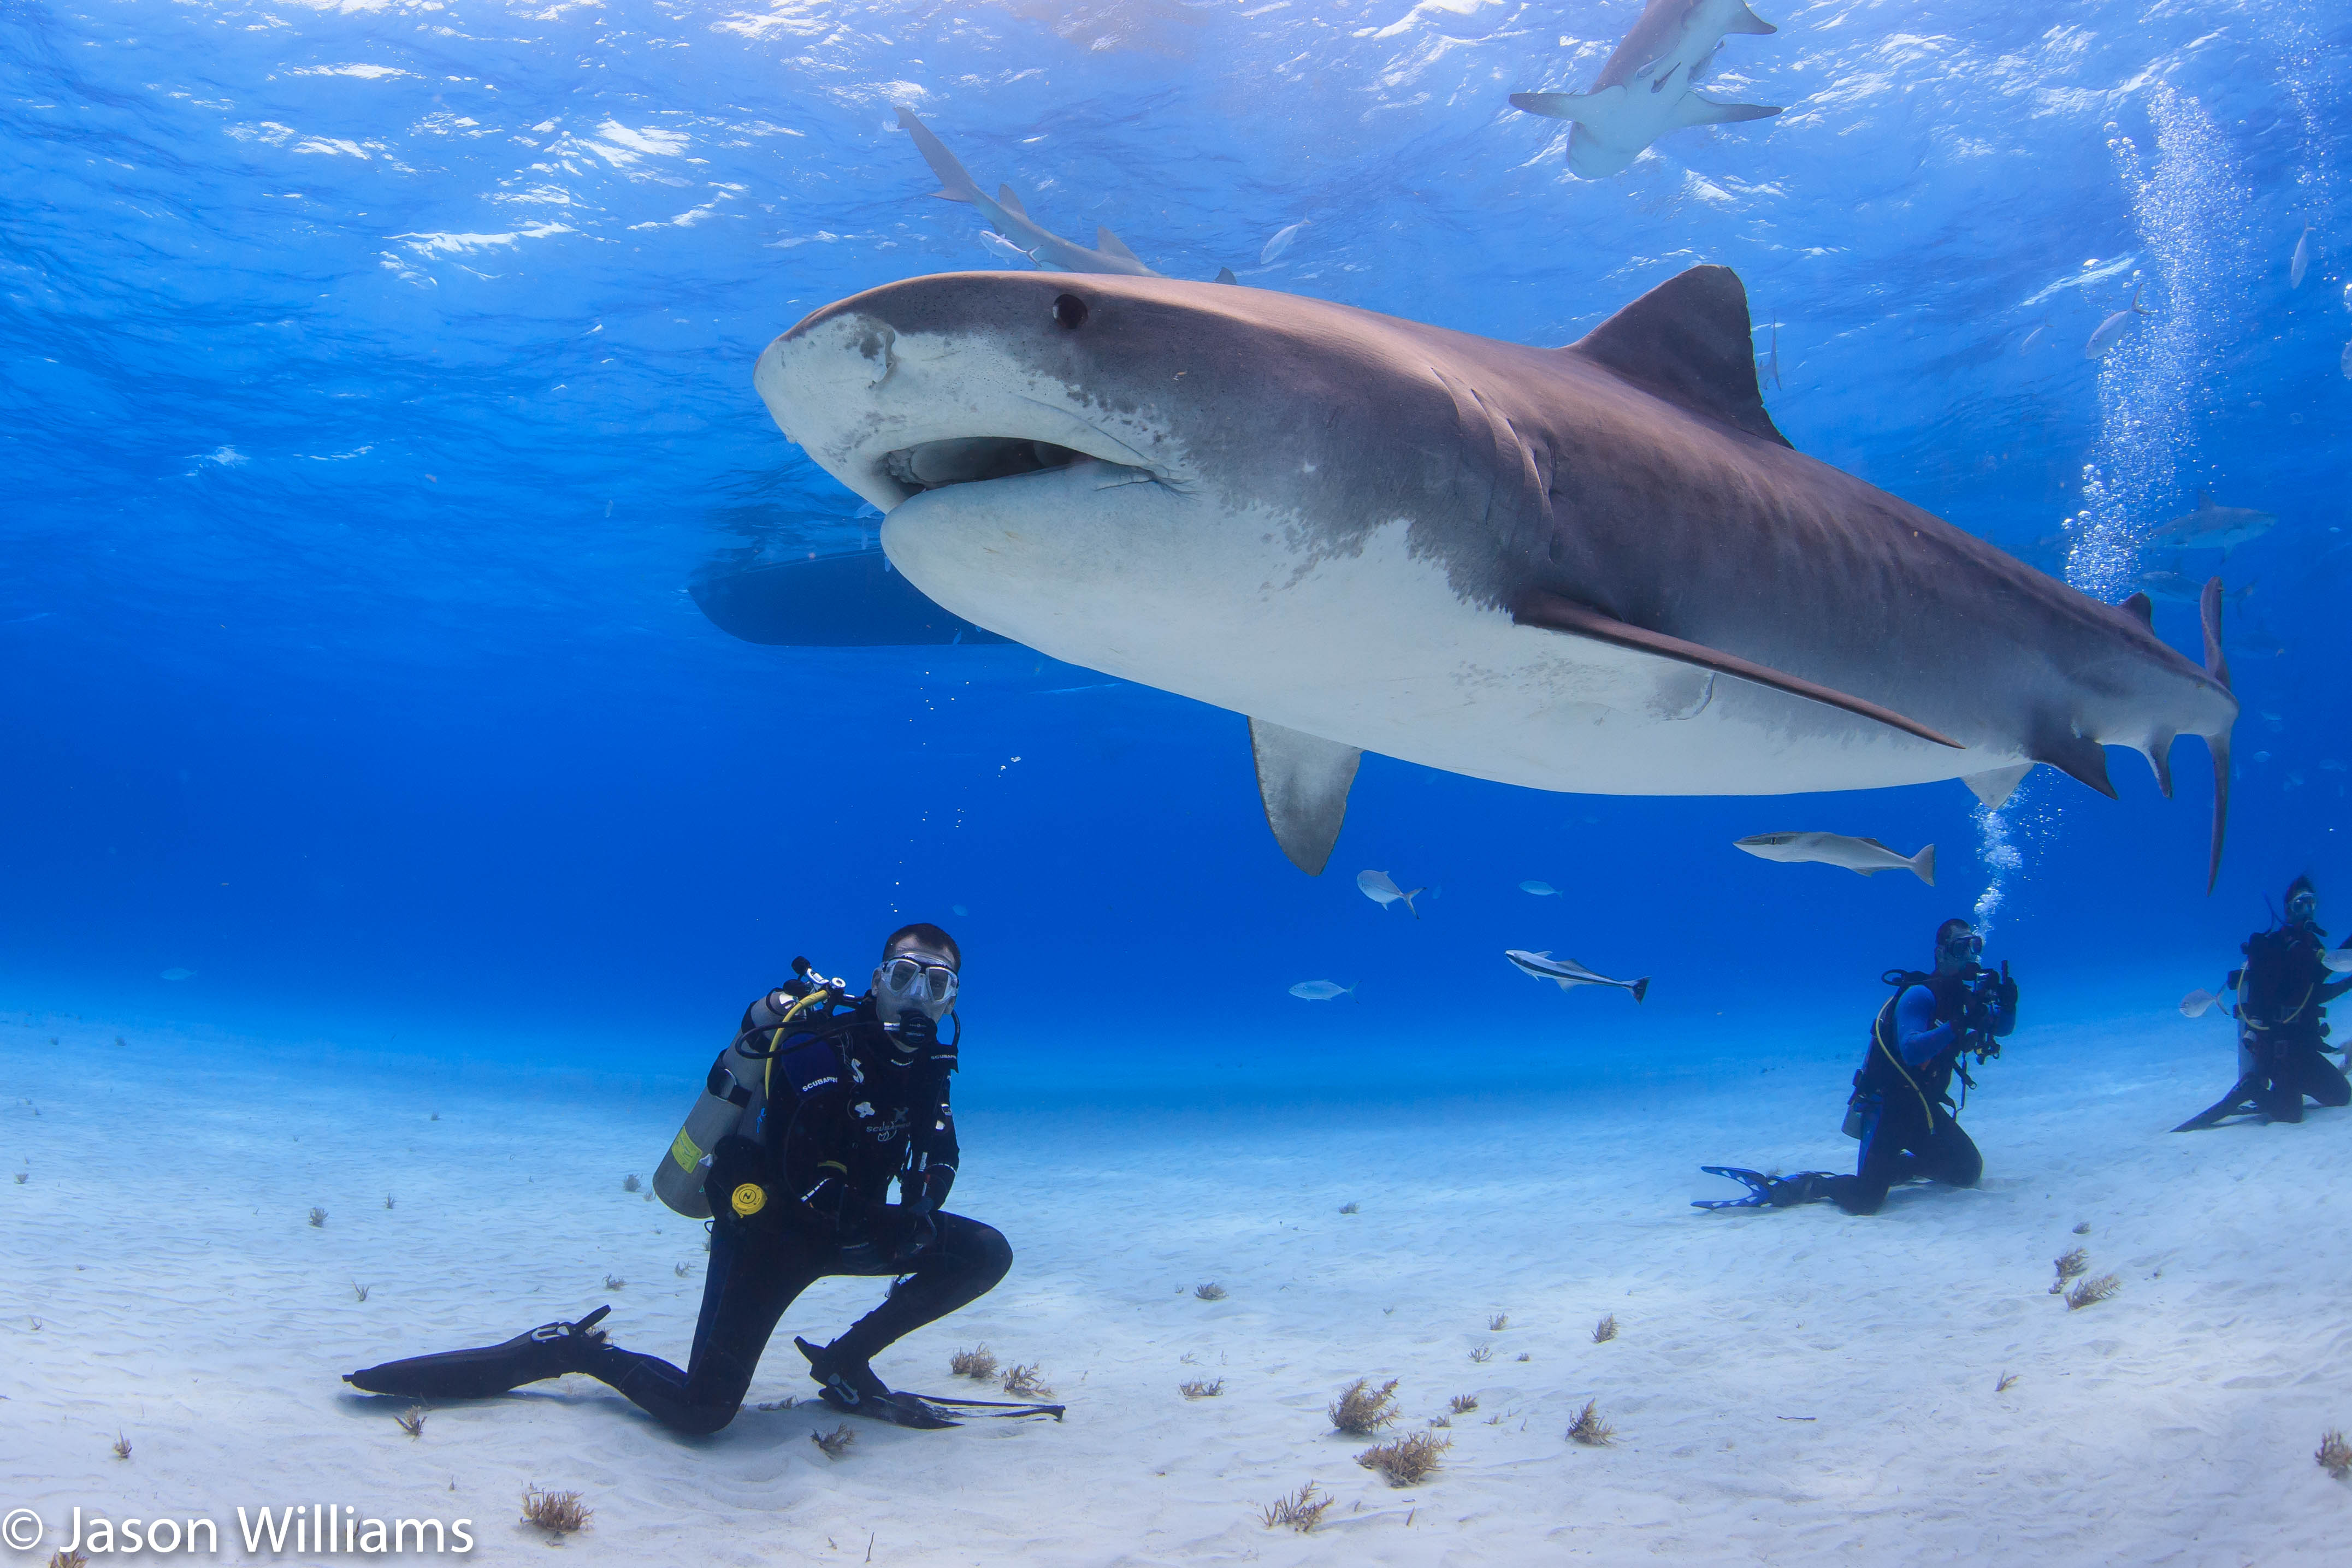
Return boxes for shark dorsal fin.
[2196,488,2216,510]
[2121,590,2154,626]
[1567,265,1790,449]
[1095,226,1140,262]
[996,183,1029,218]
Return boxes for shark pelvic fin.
[1249,718,1362,876]
[2120,590,2154,627]
[1567,266,1792,448]
[995,184,1029,218]
[2142,731,2177,798]
[1095,226,1140,262]
[2200,577,2233,894]
[1674,95,1783,127]
[1961,764,2031,809]
[1511,591,1961,748]
[2031,727,2117,799]
[894,106,982,203]
[1724,2,1777,33]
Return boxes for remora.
[753,267,2238,886]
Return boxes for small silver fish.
[2322,950,2352,975]
[2179,988,2223,1017]
[1520,880,1559,896]
[977,230,1035,267]
[1504,949,1649,1002]
[2291,226,2313,289]
[1356,869,1425,917]
[1290,979,1357,1001]
[2341,340,2351,381]
[2085,282,2149,360]
[1734,832,1934,884]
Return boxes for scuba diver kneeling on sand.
[346,924,1026,1431]
[2173,876,2352,1132]
[1697,918,2018,1215]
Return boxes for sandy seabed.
[3,1008,2348,1566]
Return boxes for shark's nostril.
[1052,293,1088,330]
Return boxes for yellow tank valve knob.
[730,1182,769,1217]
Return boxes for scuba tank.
[653,958,847,1218]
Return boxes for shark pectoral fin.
[1962,764,2031,809]
[1510,591,1963,749]
[1567,266,1790,448]
[894,106,982,203]
[2200,576,2234,894]
[1510,91,1593,123]
[1095,226,1142,263]
[995,183,1029,218]
[1724,2,1777,33]
[1249,718,1362,876]
[1214,266,1239,285]
[1675,96,1783,127]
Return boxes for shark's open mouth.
[883,436,1088,493]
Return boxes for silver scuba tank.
[654,965,846,1218]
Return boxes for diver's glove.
[1996,971,2019,1011]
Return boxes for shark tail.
[1910,844,1935,886]
[2201,577,2234,895]
[1630,977,1651,1004]
[893,105,983,204]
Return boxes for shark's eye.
[1051,292,1089,330]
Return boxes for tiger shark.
[1510,0,1782,179]
[752,266,2239,887]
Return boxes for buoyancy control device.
[653,958,848,1218]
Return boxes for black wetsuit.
[1825,969,2016,1215]
[2216,921,2352,1124]
[584,990,1010,1434]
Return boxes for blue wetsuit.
[1827,971,2014,1215]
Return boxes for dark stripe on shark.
[689,551,1015,648]
[1509,590,1964,750]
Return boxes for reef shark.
[753,265,2239,887]
[2149,490,2275,553]
[1510,0,1782,178]
[897,106,1235,283]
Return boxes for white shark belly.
[885,478,1992,796]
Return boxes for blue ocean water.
[2,0,2347,1101]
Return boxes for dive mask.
[1941,931,1983,961]
[880,956,959,1015]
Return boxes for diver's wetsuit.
[582,991,1010,1434]
[2214,921,2352,1125]
[1825,971,2014,1215]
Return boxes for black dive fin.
[1513,591,1963,749]
[1566,266,1791,448]
[816,1386,962,1428]
[1693,1167,1777,1209]
[343,1305,611,1399]
[1249,717,1362,875]
[2171,1075,2265,1133]
[2200,576,2232,895]
[909,1393,1067,1421]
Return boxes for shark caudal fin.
[2200,577,2233,895]
[894,105,983,204]
[1910,844,1935,886]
